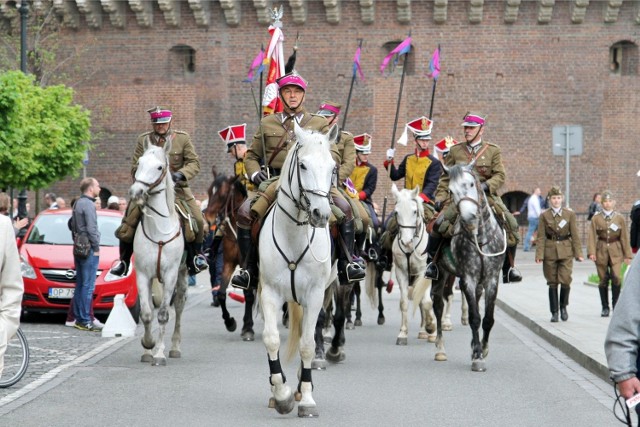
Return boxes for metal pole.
[342,39,363,131]
[565,125,570,208]
[428,44,440,120]
[18,1,29,219]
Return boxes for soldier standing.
[587,191,632,317]
[110,107,208,277]
[535,186,584,322]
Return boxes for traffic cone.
[102,294,137,338]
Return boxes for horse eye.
[157,166,163,171]
[300,163,307,170]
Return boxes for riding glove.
[434,201,443,212]
[386,148,395,161]
[171,171,186,183]
[252,170,268,185]
[481,182,489,193]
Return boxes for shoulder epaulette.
[486,142,500,148]
[341,130,353,136]
[138,131,153,138]
[593,211,602,217]
[174,130,188,135]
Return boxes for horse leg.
[261,288,293,414]
[481,280,499,359]
[322,288,334,344]
[419,284,437,343]
[137,274,155,363]
[218,295,237,333]
[431,275,447,361]
[345,287,355,330]
[152,274,176,366]
[396,274,409,346]
[169,268,188,359]
[311,308,327,370]
[327,281,352,362]
[220,256,237,333]
[460,279,469,326]
[241,289,255,341]
[376,265,386,325]
[460,281,484,372]
[441,275,454,331]
[354,282,363,327]
[297,302,322,418]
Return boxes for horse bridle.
[277,143,332,226]
[135,155,171,218]
[395,199,425,249]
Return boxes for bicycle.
[0,328,29,388]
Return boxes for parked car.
[18,208,140,323]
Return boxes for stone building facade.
[1,0,639,214]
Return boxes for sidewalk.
[497,248,612,382]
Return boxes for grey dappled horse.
[429,162,506,372]
[258,122,338,417]
[130,139,188,366]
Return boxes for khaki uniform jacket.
[334,130,355,184]
[0,215,24,375]
[435,141,505,202]
[245,110,330,178]
[132,130,201,201]
[587,211,632,262]
[536,208,583,261]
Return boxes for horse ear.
[442,164,450,174]
[293,121,304,146]
[412,185,421,199]
[327,123,339,144]
[143,135,150,151]
[391,183,400,200]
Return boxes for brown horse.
[204,168,256,341]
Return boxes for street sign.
[552,125,583,156]
[83,150,89,166]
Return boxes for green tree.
[0,70,91,190]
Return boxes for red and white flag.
[262,26,285,115]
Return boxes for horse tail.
[364,262,378,309]
[411,276,431,317]
[286,301,303,361]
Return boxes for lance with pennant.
[342,38,364,130]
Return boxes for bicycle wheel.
[0,328,29,388]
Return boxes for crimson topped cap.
[218,123,247,152]
[461,112,485,127]
[353,133,372,154]
[276,70,308,91]
[548,186,563,198]
[406,116,433,139]
[147,106,172,124]
[434,136,459,154]
[317,101,342,117]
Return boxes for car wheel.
[129,296,141,324]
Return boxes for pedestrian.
[232,71,334,289]
[70,177,102,331]
[107,195,120,210]
[0,193,28,235]
[535,186,584,322]
[588,193,602,221]
[604,254,640,421]
[0,214,24,378]
[56,197,67,209]
[517,187,544,252]
[44,193,58,210]
[432,112,522,283]
[118,197,127,212]
[630,198,640,254]
[587,191,632,317]
[94,197,102,210]
[110,106,208,278]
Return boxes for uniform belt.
[546,234,571,241]
[598,236,620,243]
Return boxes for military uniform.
[587,200,632,314]
[349,150,379,231]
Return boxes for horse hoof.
[241,329,255,341]
[298,404,319,418]
[312,359,327,370]
[417,331,430,340]
[274,393,295,414]
[169,350,181,358]
[268,397,275,409]
[377,315,385,326]
[471,360,486,372]
[345,321,355,330]
[354,319,362,327]
[224,317,237,332]
[152,357,167,366]
[396,337,408,346]
[141,354,153,363]
[442,323,453,332]
[326,346,345,363]
[427,335,437,343]
[294,391,302,402]
[435,352,448,361]
[461,318,469,326]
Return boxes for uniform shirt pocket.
[170,152,183,169]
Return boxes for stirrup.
[109,260,128,277]
[367,247,379,262]
[345,263,366,283]
[231,270,251,290]
[424,262,439,280]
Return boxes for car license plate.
[48,287,74,299]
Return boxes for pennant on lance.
[262,6,285,115]
[380,37,412,74]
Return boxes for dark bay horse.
[204,168,255,341]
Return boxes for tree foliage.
[0,70,91,190]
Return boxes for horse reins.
[395,199,427,278]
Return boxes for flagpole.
[427,44,440,120]
[381,32,411,227]
[342,38,363,131]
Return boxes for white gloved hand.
[386,148,395,160]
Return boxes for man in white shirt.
[523,188,543,252]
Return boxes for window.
[169,45,196,77]
[609,41,638,76]
[382,41,415,76]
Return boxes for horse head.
[392,184,423,251]
[278,122,337,228]
[448,163,481,225]
[130,137,175,210]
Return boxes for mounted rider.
[231,71,339,290]
[379,116,442,270]
[110,107,208,277]
[427,112,521,283]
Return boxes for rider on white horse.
[110,106,208,277]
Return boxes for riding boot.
[599,286,610,317]
[231,228,258,290]
[502,245,522,283]
[424,234,442,280]
[355,232,367,260]
[612,285,621,311]
[549,287,559,323]
[338,219,366,283]
[559,286,570,321]
[186,241,209,276]
[109,240,134,276]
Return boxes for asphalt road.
[0,275,620,426]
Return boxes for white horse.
[390,185,436,345]
[129,138,188,366]
[259,122,338,417]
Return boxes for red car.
[18,208,140,322]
